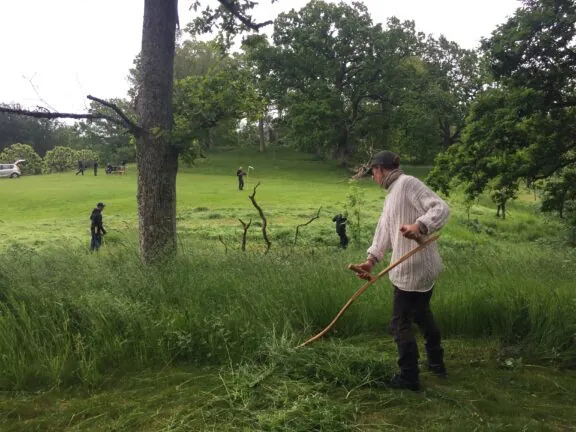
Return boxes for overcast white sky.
[0,0,520,114]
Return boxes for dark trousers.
[337,232,349,248]
[390,286,443,382]
[90,233,102,252]
[238,177,244,190]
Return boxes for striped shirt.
[367,174,450,292]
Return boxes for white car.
[0,159,24,178]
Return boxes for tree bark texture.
[258,116,266,153]
[137,0,178,264]
[335,128,349,166]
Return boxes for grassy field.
[1,149,575,431]
[0,149,431,250]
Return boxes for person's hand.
[400,224,422,242]
[351,261,374,281]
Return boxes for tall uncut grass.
[0,238,575,390]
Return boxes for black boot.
[426,346,447,377]
[391,341,420,391]
[389,374,420,391]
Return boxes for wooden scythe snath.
[296,234,441,348]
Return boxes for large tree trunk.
[334,128,349,166]
[207,128,215,150]
[258,116,267,152]
[136,0,178,264]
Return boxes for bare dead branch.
[351,162,372,179]
[238,218,252,252]
[294,207,322,246]
[0,94,143,136]
[248,182,271,254]
[217,0,274,31]
[218,235,228,254]
[350,148,378,179]
[0,106,124,126]
[87,95,142,135]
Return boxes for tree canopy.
[427,0,576,224]
[241,0,484,165]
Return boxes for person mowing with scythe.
[352,151,450,391]
[236,166,247,191]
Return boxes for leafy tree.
[245,1,477,165]
[541,169,576,219]
[174,39,226,80]
[0,143,43,175]
[365,36,485,165]
[427,0,576,224]
[482,0,576,181]
[76,149,100,166]
[421,36,486,150]
[170,44,263,163]
[540,169,576,245]
[44,146,78,173]
[128,39,226,106]
[131,0,277,263]
[76,99,135,164]
[245,1,426,165]
[129,37,260,162]
[241,34,281,153]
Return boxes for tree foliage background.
[427,0,576,233]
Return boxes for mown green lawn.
[0,149,555,250]
[2,337,576,431]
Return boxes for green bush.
[0,143,43,175]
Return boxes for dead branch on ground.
[248,182,271,254]
[238,218,252,252]
[218,235,228,254]
[294,207,322,246]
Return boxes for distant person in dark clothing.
[332,214,349,248]
[90,202,107,252]
[93,161,99,176]
[76,160,84,176]
[236,166,247,190]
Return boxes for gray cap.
[370,151,400,169]
[362,151,400,176]
[351,151,401,179]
